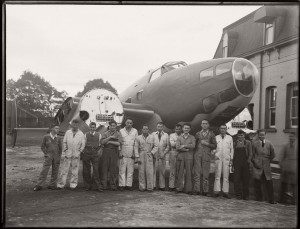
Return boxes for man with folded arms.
[175,123,195,194]
[100,120,122,191]
[193,119,217,196]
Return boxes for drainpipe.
[258,52,263,129]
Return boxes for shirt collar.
[183,133,190,138]
[142,133,149,139]
[201,129,208,133]
[90,131,95,136]
[156,131,164,135]
[50,132,57,139]
[220,134,227,139]
[123,127,133,134]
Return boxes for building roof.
[213,5,299,58]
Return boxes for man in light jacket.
[153,122,170,191]
[57,119,85,190]
[213,125,234,198]
[135,124,158,192]
[119,118,138,191]
[169,124,182,191]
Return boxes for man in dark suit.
[252,129,276,204]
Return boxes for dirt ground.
[4,140,298,227]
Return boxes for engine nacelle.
[76,89,124,129]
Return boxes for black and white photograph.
[3,1,298,227]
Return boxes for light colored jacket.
[120,127,138,157]
[134,134,158,157]
[169,133,181,151]
[215,134,234,160]
[63,129,85,158]
[152,131,169,159]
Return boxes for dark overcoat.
[251,139,275,180]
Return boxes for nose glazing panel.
[232,59,259,97]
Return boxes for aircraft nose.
[232,58,259,97]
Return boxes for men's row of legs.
[34,154,297,205]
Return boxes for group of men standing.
[33,118,297,205]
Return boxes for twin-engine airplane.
[53,57,259,135]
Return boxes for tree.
[75,78,118,97]
[6,71,68,118]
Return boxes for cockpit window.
[216,62,232,76]
[199,67,214,82]
[149,61,187,83]
[149,68,162,83]
[161,62,186,75]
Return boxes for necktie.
[158,132,161,141]
[261,140,264,147]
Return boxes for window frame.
[264,21,275,45]
[265,86,277,128]
[149,68,162,83]
[286,82,298,129]
[199,66,214,82]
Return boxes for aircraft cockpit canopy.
[149,61,187,83]
[161,61,187,74]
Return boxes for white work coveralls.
[152,131,169,189]
[119,127,138,187]
[57,129,85,188]
[214,134,234,194]
[169,133,181,189]
[134,134,158,190]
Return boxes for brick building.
[213,5,299,160]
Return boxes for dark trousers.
[254,172,274,202]
[82,151,101,189]
[279,182,296,204]
[175,158,193,193]
[234,161,249,198]
[37,152,61,187]
[100,148,118,189]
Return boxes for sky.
[6,3,263,97]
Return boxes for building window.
[266,86,277,128]
[265,22,274,45]
[286,82,298,128]
[222,33,228,57]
